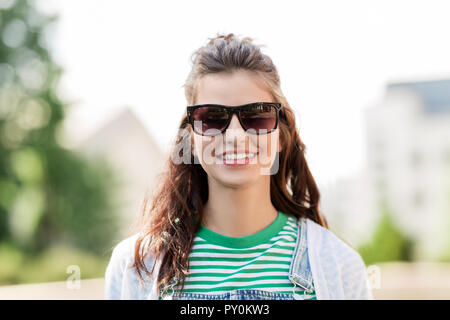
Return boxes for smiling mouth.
[216,152,258,166]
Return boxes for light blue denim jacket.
[104,216,374,300]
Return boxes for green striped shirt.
[173,211,316,299]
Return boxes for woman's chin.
[210,170,261,189]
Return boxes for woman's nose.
[223,114,247,145]
[226,114,245,134]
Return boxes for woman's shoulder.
[304,216,364,263]
[109,233,140,261]
[108,233,157,264]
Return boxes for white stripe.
[189,247,293,258]
[286,221,297,228]
[185,273,290,282]
[279,231,297,237]
[283,225,296,232]
[282,228,296,234]
[269,235,296,242]
[189,257,291,267]
[188,264,291,274]
[191,240,296,251]
[183,279,294,289]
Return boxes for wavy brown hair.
[132,33,328,295]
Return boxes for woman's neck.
[202,176,278,237]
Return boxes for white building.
[321,79,450,261]
[364,79,450,260]
[320,170,375,250]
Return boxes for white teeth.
[222,153,256,160]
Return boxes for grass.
[0,242,111,285]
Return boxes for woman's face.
[191,70,281,189]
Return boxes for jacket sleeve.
[307,217,374,300]
[104,234,158,300]
[333,233,374,300]
[347,251,374,300]
[104,243,127,299]
[104,235,139,299]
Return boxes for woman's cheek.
[193,135,212,165]
[256,131,279,173]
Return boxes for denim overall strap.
[288,216,314,293]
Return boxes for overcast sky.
[39,0,450,186]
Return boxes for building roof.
[387,79,450,114]
[80,107,162,155]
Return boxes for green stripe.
[193,233,297,247]
[187,260,291,269]
[190,243,295,254]
[189,260,291,268]
[194,234,296,245]
[185,275,291,285]
[189,252,292,262]
[188,268,290,277]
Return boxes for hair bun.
[207,33,235,45]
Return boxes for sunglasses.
[186,102,283,136]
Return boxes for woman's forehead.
[195,70,273,106]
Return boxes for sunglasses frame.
[186,102,283,136]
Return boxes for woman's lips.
[216,153,258,166]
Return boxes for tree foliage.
[358,199,415,265]
[0,0,120,256]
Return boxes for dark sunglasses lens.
[192,106,229,135]
[240,104,277,133]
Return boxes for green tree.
[358,199,415,265]
[0,0,120,256]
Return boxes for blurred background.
[0,0,449,299]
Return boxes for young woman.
[104,33,373,300]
